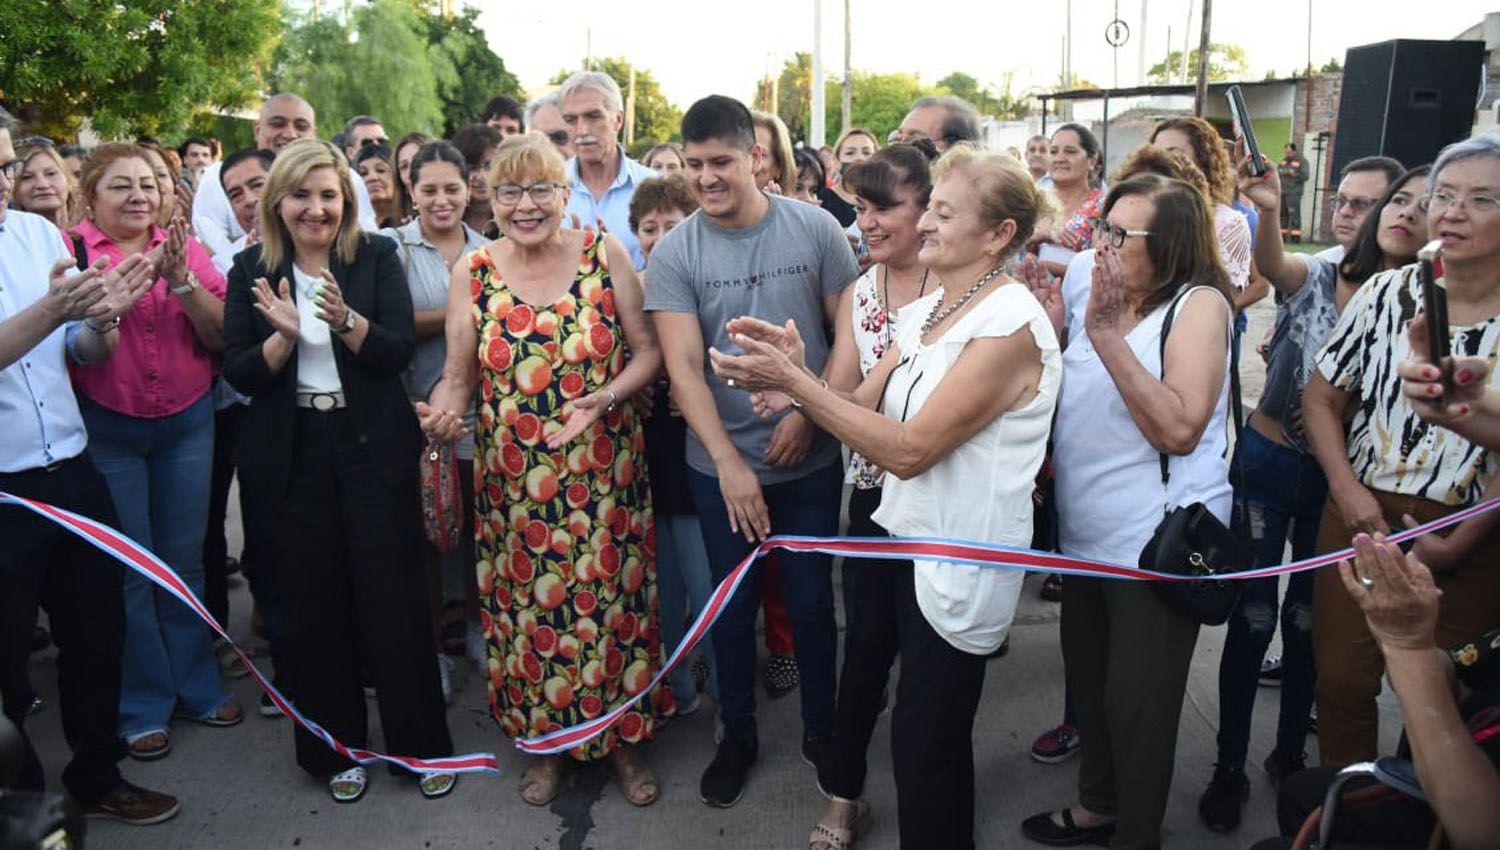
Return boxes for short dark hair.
[353,142,392,169]
[680,95,755,150]
[450,123,502,169]
[1342,155,1404,184]
[219,148,274,189]
[911,95,981,146]
[178,136,218,159]
[794,148,824,189]
[844,141,939,208]
[1052,122,1101,161]
[482,95,524,128]
[342,115,382,138]
[1285,142,1298,151]
[1339,165,1431,284]
[408,140,469,187]
[628,175,698,233]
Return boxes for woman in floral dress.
[419,134,668,806]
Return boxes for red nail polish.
[1456,368,1475,384]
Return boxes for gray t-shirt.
[1257,256,1340,452]
[644,194,860,484]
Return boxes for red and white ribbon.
[516,497,1500,755]
[0,492,499,776]
[9,488,1495,766]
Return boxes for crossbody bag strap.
[1156,285,1244,491]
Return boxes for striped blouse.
[1315,264,1500,505]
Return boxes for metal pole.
[842,0,852,136]
[1193,0,1212,116]
[1138,0,1149,85]
[812,0,826,148]
[1181,0,1193,83]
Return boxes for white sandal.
[329,766,368,803]
[419,771,457,799]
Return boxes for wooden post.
[1193,0,1213,116]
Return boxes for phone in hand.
[1226,85,1266,177]
[1417,238,1454,409]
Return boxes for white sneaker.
[438,653,454,705]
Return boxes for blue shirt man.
[558,70,657,269]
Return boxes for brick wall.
[1292,73,1344,242]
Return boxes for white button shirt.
[0,210,93,472]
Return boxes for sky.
[475,0,1497,108]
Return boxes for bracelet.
[333,310,358,335]
[605,387,619,411]
[84,315,121,334]
[169,272,198,296]
[790,378,829,409]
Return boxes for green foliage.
[829,71,927,141]
[550,58,682,156]
[423,6,522,137]
[1146,44,1250,84]
[0,0,281,139]
[271,0,448,141]
[937,71,1032,121]
[1319,57,1343,73]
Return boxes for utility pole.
[841,0,852,137]
[1138,0,1149,85]
[1193,0,1213,115]
[812,0,826,148]
[625,66,637,148]
[1180,0,1193,83]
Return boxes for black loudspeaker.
[1330,39,1484,179]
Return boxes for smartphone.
[1226,85,1266,177]
[1417,238,1454,409]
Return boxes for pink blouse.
[69,219,227,418]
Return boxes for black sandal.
[1020,809,1115,847]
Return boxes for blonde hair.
[15,142,77,229]
[751,110,798,190]
[932,146,1054,257]
[490,133,568,189]
[257,139,361,272]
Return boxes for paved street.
[22,293,1404,849]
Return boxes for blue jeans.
[686,463,842,744]
[1215,425,1324,770]
[655,513,718,706]
[83,394,228,738]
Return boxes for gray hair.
[524,91,560,125]
[912,95,980,146]
[558,71,624,115]
[1430,131,1500,194]
[0,103,15,133]
[342,114,382,136]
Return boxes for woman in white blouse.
[710,147,1060,850]
[1022,173,1235,850]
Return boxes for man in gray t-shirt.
[646,95,858,808]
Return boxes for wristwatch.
[169,272,199,296]
[334,309,358,335]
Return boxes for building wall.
[1292,73,1344,242]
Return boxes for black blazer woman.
[221,140,454,803]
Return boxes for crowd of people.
[2,69,1499,850]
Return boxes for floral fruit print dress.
[470,230,669,761]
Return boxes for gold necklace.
[920,265,1003,338]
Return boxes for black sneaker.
[1263,750,1306,786]
[700,736,756,808]
[763,654,798,699]
[1258,656,1283,687]
[1197,766,1249,833]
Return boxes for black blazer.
[223,234,419,498]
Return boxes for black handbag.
[1138,286,1254,626]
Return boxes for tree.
[0,0,281,139]
[272,0,445,140]
[423,6,522,136]
[938,70,1032,121]
[1146,44,1249,84]
[1319,57,1343,73]
[830,71,928,142]
[550,57,681,156]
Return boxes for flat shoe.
[1020,809,1116,847]
[125,731,171,762]
[178,698,243,728]
[329,767,368,803]
[420,772,457,799]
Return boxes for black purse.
[1138,287,1253,626]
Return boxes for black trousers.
[271,410,451,777]
[1248,765,1435,850]
[825,488,990,849]
[0,455,126,805]
[203,402,255,628]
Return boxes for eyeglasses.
[543,130,570,146]
[1091,218,1153,248]
[358,137,390,150]
[0,159,21,181]
[1333,194,1378,215]
[1420,190,1500,215]
[493,182,559,206]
